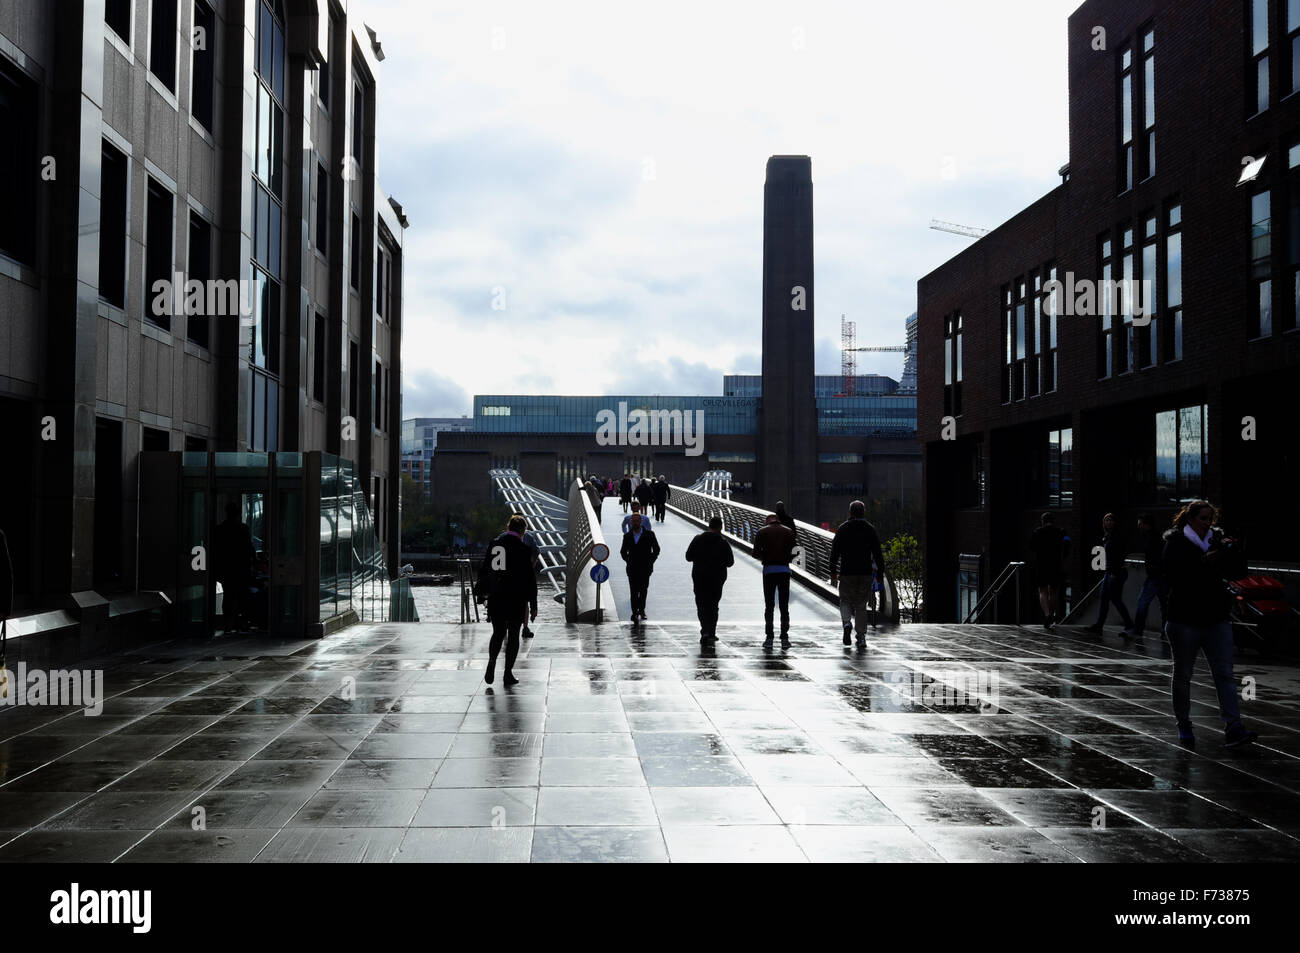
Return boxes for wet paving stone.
[3,618,1298,861]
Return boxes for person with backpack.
[634,477,654,515]
[685,515,734,645]
[475,515,538,686]
[620,512,660,623]
[1126,512,1168,639]
[829,500,888,648]
[1029,512,1070,630]
[1162,500,1257,750]
[754,513,797,648]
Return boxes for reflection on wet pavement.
[1,619,1299,862]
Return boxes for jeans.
[486,597,525,677]
[1132,574,1167,633]
[838,574,875,636]
[694,580,723,637]
[1095,568,1133,628]
[1167,621,1242,732]
[763,572,791,634]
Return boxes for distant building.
[401,416,473,487]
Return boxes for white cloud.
[360,0,1080,413]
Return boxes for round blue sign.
[590,564,610,583]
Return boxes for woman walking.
[1162,500,1257,750]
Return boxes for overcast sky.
[360,0,1083,417]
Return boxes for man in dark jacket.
[685,515,734,644]
[1126,513,1167,639]
[1029,512,1070,630]
[651,477,670,523]
[476,515,538,686]
[214,500,255,633]
[754,513,797,648]
[619,475,633,513]
[1162,501,1256,749]
[829,500,888,647]
[634,478,654,515]
[620,513,660,623]
[1086,513,1134,634]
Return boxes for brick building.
[919,0,1300,622]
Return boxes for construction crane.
[847,345,907,352]
[840,315,856,395]
[930,219,990,239]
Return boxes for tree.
[883,532,924,621]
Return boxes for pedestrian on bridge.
[520,520,543,640]
[829,500,888,648]
[620,512,660,623]
[475,515,538,687]
[652,476,671,522]
[1086,513,1134,635]
[635,478,654,514]
[622,501,647,534]
[1029,512,1070,631]
[754,513,797,648]
[619,474,633,513]
[685,515,734,644]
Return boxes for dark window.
[0,58,38,266]
[319,17,333,109]
[1251,0,1270,115]
[99,141,129,307]
[1155,405,1208,501]
[251,264,280,373]
[142,426,170,451]
[1166,200,1183,358]
[187,211,211,348]
[1121,225,1136,372]
[376,249,386,319]
[184,434,207,452]
[350,212,361,290]
[145,178,174,330]
[1042,264,1058,392]
[1290,0,1300,95]
[1143,28,1155,178]
[1252,189,1273,337]
[1047,429,1073,508]
[352,81,364,175]
[1000,285,1012,403]
[191,1,214,131]
[1139,212,1158,367]
[1119,44,1134,192]
[316,161,328,251]
[943,311,962,417]
[348,341,358,419]
[149,0,178,91]
[374,359,383,429]
[313,313,326,402]
[248,368,279,452]
[1098,236,1114,378]
[106,0,132,43]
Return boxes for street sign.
[591,543,610,563]
[590,563,610,584]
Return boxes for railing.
[666,483,901,625]
[563,479,609,622]
[489,468,567,597]
[456,558,479,624]
[962,561,1025,624]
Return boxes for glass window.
[1256,0,1271,56]
[150,0,178,91]
[191,1,215,130]
[1167,231,1182,308]
[187,211,211,348]
[106,0,131,43]
[98,141,129,307]
[0,57,38,266]
[145,177,174,329]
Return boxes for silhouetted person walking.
[634,478,654,515]
[1087,512,1133,634]
[754,513,796,648]
[829,500,888,648]
[620,512,659,623]
[651,476,670,522]
[685,515,734,645]
[476,515,538,687]
[1030,512,1070,630]
[215,500,255,633]
[1162,501,1256,750]
[1126,513,1167,639]
[521,522,543,640]
[619,475,633,513]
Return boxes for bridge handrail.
[666,482,902,625]
[563,479,608,622]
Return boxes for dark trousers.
[1132,574,1167,633]
[1167,621,1241,732]
[654,502,666,521]
[694,579,723,636]
[487,597,525,676]
[627,570,651,617]
[1095,568,1133,628]
[763,572,791,634]
[219,574,247,629]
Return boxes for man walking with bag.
[620,512,660,623]
[829,500,888,648]
[475,515,538,687]
[754,513,797,649]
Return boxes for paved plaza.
[1,616,1298,863]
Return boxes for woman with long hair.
[1161,500,1257,750]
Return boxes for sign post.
[590,543,610,622]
